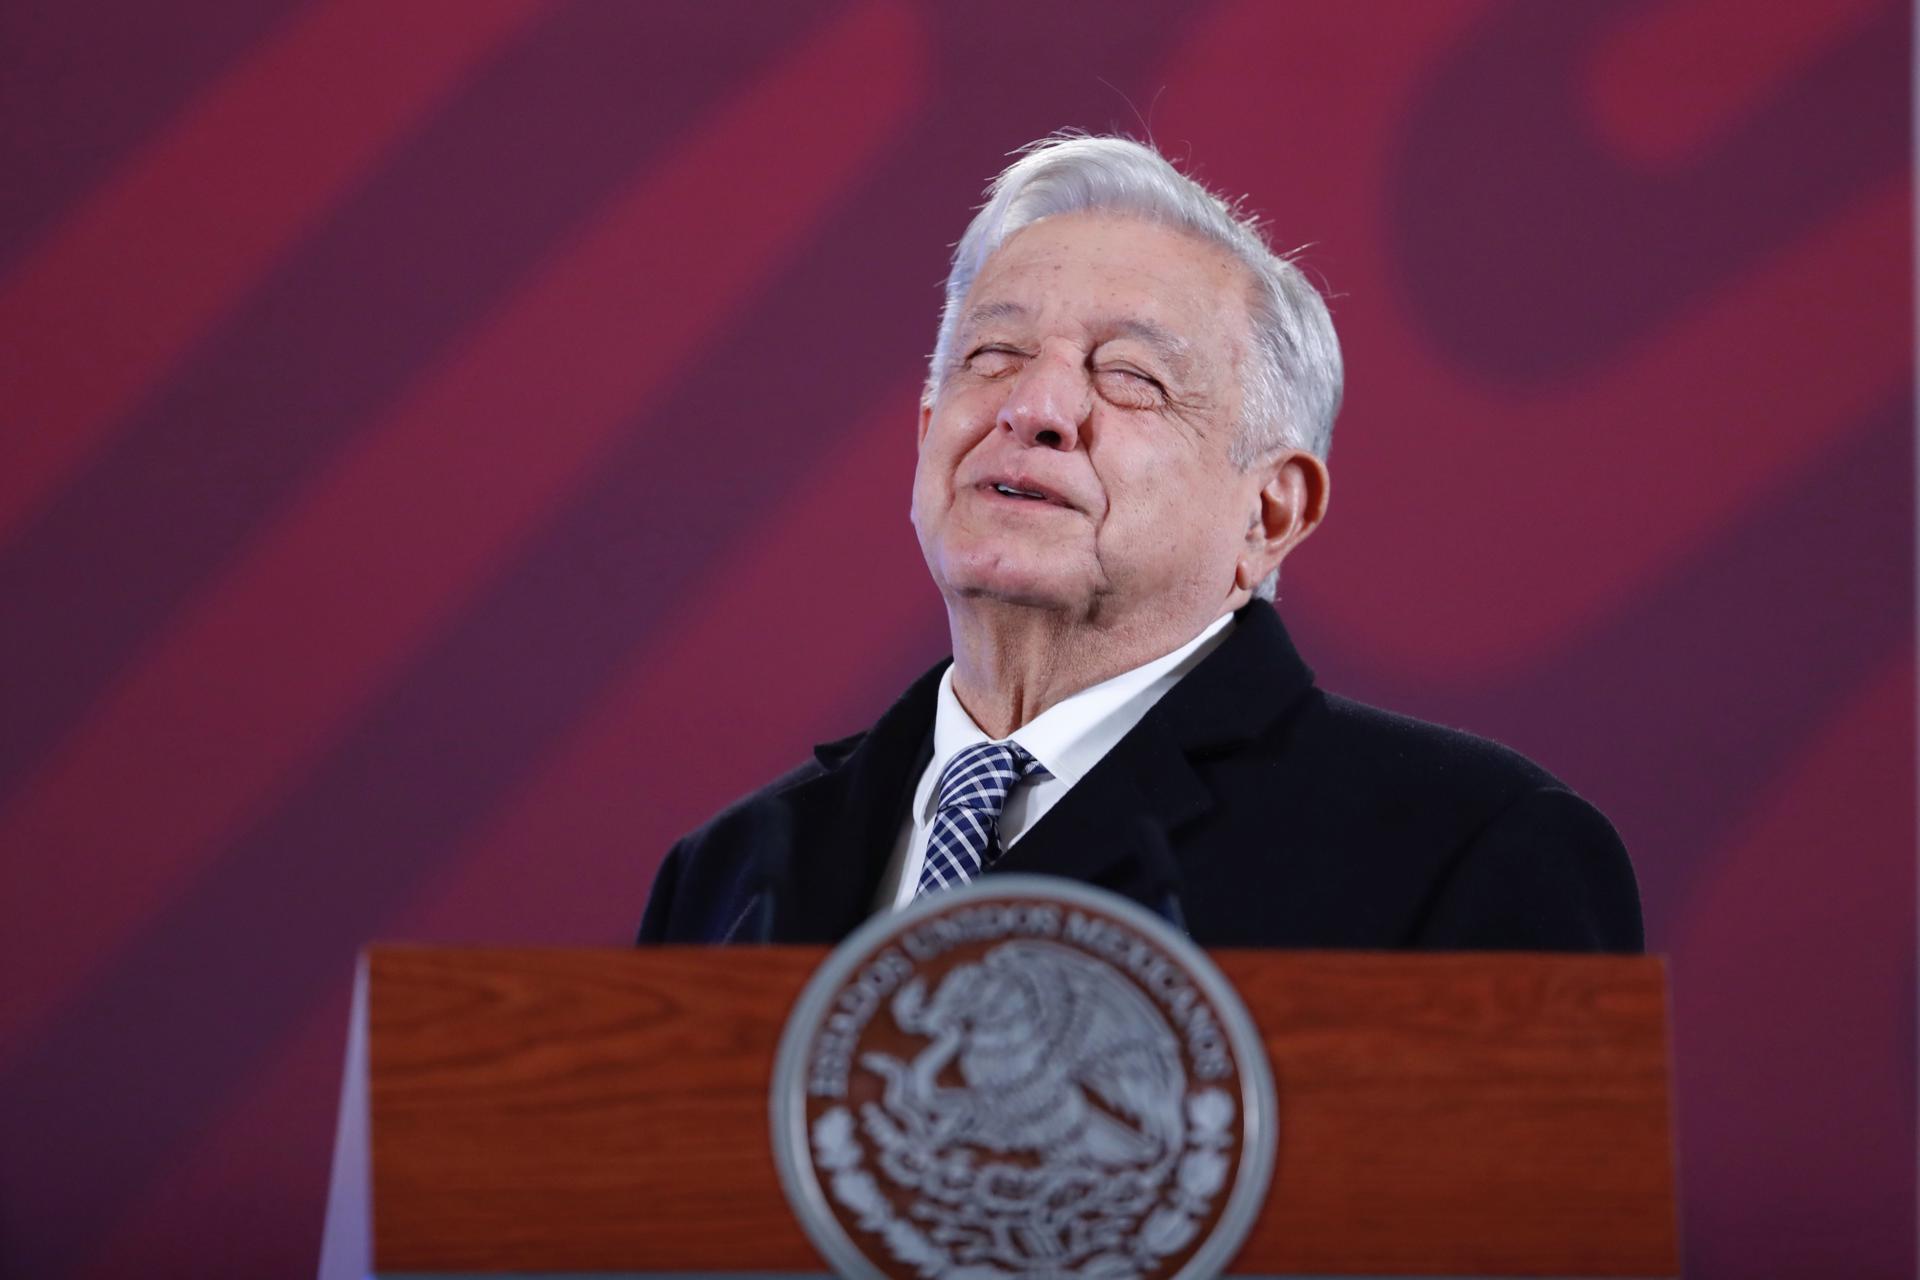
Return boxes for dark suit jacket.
[638,602,1643,951]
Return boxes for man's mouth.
[980,477,1070,507]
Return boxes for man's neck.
[944,595,1241,739]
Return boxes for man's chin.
[940,563,1091,613]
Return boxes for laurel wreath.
[811,1086,1237,1279]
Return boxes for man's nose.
[997,351,1089,450]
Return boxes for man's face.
[912,213,1267,626]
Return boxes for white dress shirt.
[874,612,1235,912]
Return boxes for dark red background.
[0,1,1911,1275]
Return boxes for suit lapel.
[766,660,943,942]
[756,603,1315,939]
[988,602,1315,896]
[990,725,1212,889]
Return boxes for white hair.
[924,135,1344,600]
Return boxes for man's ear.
[1235,450,1331,593]
[917,400,933,447]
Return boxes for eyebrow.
[957,303,1195,377]
[1095,317,1194,378]
[958,300,1030,336]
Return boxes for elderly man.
[638,135,1642,951]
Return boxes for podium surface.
[322,945,1676,1278]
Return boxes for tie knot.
[935,740,1042,816]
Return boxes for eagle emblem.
[773,877,1275,1280]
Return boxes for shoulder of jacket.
[678,753,837,847]
[1310,691,1562,793]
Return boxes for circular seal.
[770,874,1277,1280]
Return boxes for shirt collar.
[929,611,1235,792]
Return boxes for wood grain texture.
[360,946,1675,1275]
[1216,952,1677,1276]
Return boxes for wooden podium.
[320,946,1677,1277]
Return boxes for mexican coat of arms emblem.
[771,875,1276,1279]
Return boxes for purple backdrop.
[0,1,1912,1275]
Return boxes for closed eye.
[1095,364,1166,406]
[966,345,1027,377]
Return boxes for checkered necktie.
[914,741,1046,898]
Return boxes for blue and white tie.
[914,741,1046,898]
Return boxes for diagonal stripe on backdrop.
[0,0,553,547]
[0,0,834,807]
[1295,395,1914,942]
[71,986,352,1279]
[397,382,938,944]
[0,0,926,1058]
[0,0,301,268]
[1322,181,1907,674]
[19,8,1193,1253]
[1586,0,1889,165]
[1669,656,1916,1277]
[1157,0,1909,677]
[0,17,1188,1266]
[72,383,939,1274]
